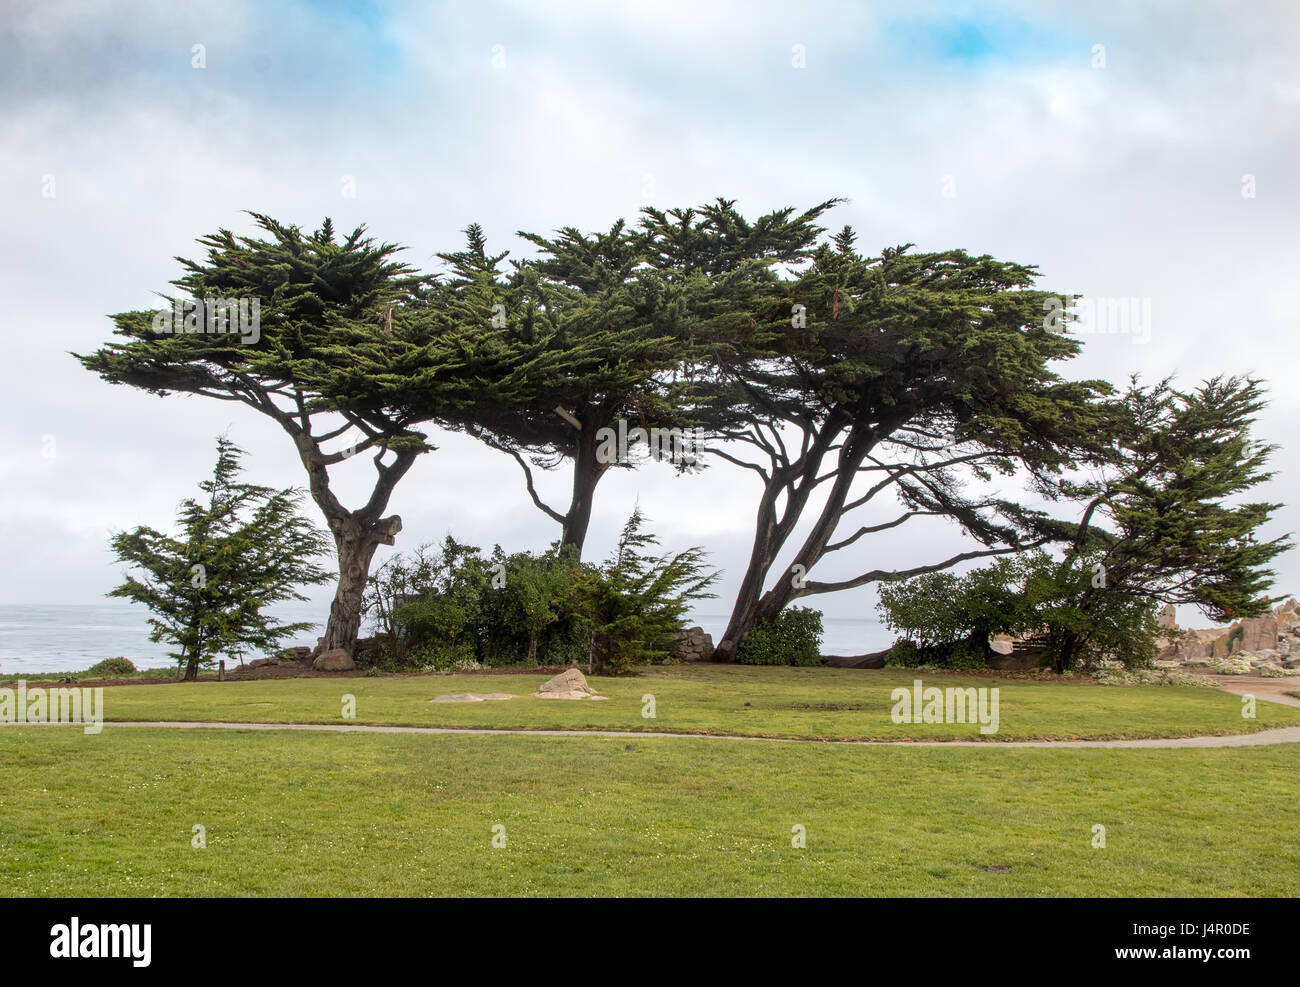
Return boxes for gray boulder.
[313,648,356,672]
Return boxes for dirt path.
[5,718,1300,749]
[1206,674,1300,708]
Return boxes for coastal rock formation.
[1161,597,1300,677]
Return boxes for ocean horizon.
[0,602,894,674]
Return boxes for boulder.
[673,626,716,662]
[313,648,356,672]
[1156,603,1178,630]
[535,667,599,700]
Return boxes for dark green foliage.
[635,198,1116,660]
[586,508,719,674]
[448,220,706,555]
[78,214,535,655]
[108,438,333,680]
[1044,375,1291,669]
[363,511,717,674]
[84,657,138,677]
[735,607,824,666]
[877,548,1160,671]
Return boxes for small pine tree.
[586,508,718,674]
[109,437,333,679]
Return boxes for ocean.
[0,602,892,674]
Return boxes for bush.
[362,512,717,675]
[736,607,823,666]
[938,639,988,670]
[877,549,1163,673]
[884,639,923,667]
[883,638,986,670]
[85,656,138,677]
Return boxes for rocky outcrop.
[1163,597,1300,676]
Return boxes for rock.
[430,693,516,703]
[1211,629,1238,658]
[1156,603,1178,630]
[1239,614,1278,653]
[535,667,600,700]
[989,634,1015,656]
[278,646,312,664]
[246,657,277,669]
[823,649,887,669]
[313,648,356,672]
[673,625,716,662]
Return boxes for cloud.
[2,0,1297,645]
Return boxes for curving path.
[4,680,1297,749]
[5,718,1300,748]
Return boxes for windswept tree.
[1043,374,1291,669]
[109,437,332,679]
[640,201,1114,660]
[79,214,526,657]
[442,221,698,556]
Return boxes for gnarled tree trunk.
[322,514,402,654]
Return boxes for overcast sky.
[2,0,1297,638]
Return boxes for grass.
[1,726,1296,896]
[30,664,1300,742]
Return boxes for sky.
[2,0,1297,643]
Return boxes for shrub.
[884,639,923,667]
[877,548,1163,673]
[85,656,137,677]
[882,637,986,670]
[736,607,824,666]
[362,512,717,675]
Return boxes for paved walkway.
[5,678,1297,749]
[6,717,1299,749]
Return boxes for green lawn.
[50,664,1300,741]
[2,726,1296,896]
